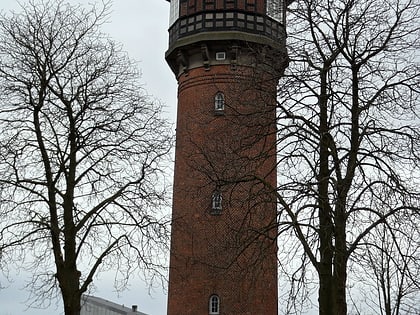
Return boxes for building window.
[214,92,225,112]
[169,0,180,26]
[209,295,220,314]
[211,190,222,211]
[266,0,283,23]
[215,51,226,60]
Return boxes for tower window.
[209,295,220,314]
[211,190,222,212]
[215,51,226,60]
[267,0,284,23]
[169,0,180,26]
[214,92,225,112]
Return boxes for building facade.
[165,1,288,314]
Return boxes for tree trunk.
[60,268,81,315]
[334,203,348,315]
[318,68,335,315]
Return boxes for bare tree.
[350,217,420,315]
[0,1,173,314]
[272,0,420,314]
[187,0,420,314]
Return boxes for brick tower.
[165,1,288,314]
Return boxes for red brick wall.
[167,64,278,315]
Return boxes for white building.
[81,295,148,315]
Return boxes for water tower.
[165,1,288,314]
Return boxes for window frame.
[214,92,225,112]
[169,0,180,26]
[209,294,220,315]
[211,191,222,211]
[266,0,283,23]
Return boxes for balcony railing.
[168,10,285,48]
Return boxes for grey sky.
[0,1,176,315]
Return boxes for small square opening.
[215,52,226,61]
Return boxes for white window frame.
[212,191,222,210]
[209,295,220,315]
[215,51,226,61]
[214,92,225,111]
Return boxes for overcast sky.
[0,1,176,315]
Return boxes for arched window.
[211,190,222,211]
[209,295,220,314]
[214,92,225,112]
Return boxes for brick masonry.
[167,64,279,315]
